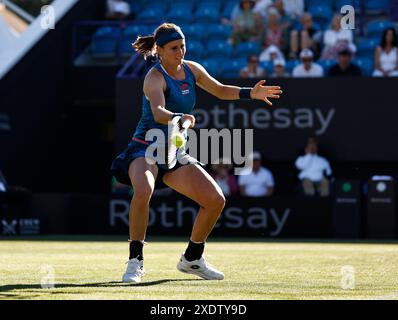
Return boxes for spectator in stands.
[230,0,263,45]
[273,0,294,56]
[270,58,290,77]
[240,54,266,78]
[295,137,332,197]
[229,0,272,22]
[253,0,273,19]
[238,151,275,197]
[328,48,362,77]
[259,44,285,63]
[292,49,323,77]
[372,27,398,77]
[273,0,293,28]
[106,0,131,20]
[289,12,321,60]
[211,160,239,197]
[282,0,304,19]
[321,14,356,61]
[262,7,285,52]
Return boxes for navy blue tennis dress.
[111,61,199,188]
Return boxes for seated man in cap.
[238,151,275,197]
[328,48,362,77]
[292,49,323,77]
[270,58,290,77]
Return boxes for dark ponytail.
[133,23,181,59]
[133,35,156,59]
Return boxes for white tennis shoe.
[122,258,145,283]
[177,254,224,280]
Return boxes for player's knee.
[207,192,226,212]
[133,184,154,200]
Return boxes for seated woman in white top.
[373,27,398,77]
[321,14,356,60]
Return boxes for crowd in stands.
[208,137,332,198]
[228,0,398,78]
[92,0,398,78]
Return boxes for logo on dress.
[181,83,189,95]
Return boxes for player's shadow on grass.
[0,279,202,293]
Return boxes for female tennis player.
[111,23,283,283]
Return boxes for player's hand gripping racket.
[167,115,192,169]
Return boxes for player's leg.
[163,163,225,242]
[162,163,225,280]
[122,157,158,283]
[128,157,158,241]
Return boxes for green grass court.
[1,236,397,300]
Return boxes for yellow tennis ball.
[171,133,185,148]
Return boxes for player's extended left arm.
[190,61,283,106]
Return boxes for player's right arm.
[143,68,195,126]
[143,68,172,125]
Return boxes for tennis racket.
[166,116,191,169]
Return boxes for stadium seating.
[366,20,394,39]
[308,4,333,30]
[220,57,246,78]
[353,57,373,76]
[306,0,334,8]
[120,25,151,57]
[364,0,390,14]
[137,6,166,21]
[123,25,150,39]
[200,58,221,77]
[285,60,300,73]
[356,38,379,58]
[166,3,194,24]
[206,40,233,58]
[206,23,233,41]
[318,59,335,73]
[184,40,205,60]
[221,1,237,19]
[198,0,223,10]
[90,26,120,58]
[140,1,167,11]
[180,23,206,42]
[127,1,142,17]
[234,41,260,58]
[260,60,274,74]
[194,3,221,23]
[83,0,392,78]
[335,0,354,8]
